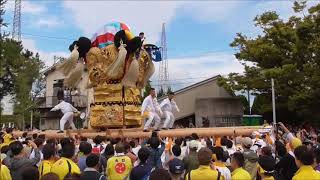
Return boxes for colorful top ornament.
[91,22,131,48]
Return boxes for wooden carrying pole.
[13,126,262,139]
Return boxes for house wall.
[172,78,232,120]
[195,98,243,127]
[41,118,59,130]
[39,63,92,130]
[45,63,90,107]
[39,109,86,130]
[46,70,64,97]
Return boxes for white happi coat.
[50,101,78,130]
[141,95,162,130]
[160,98,180,129]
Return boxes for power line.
[150,82,195,87]
[152,76,210,81]
[22,32,74,40]
[152,79,198,83]
[20,33,233,53]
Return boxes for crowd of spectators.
[0,122,320,180]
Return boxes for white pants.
[163,111,175,129]
[144,112,161,130]
[60,112,76,130]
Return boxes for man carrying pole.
[50,99,79,133]
[141,88,163,132]
[160,92,180,130]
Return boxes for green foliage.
[0,0,8,38]
[218,1,320,122]
[0,40,44,128]
[143,80,152,99]
[13,50,44,115]
[251,94,271,115]
[157,87,165,98]
[293,1,307,13]
[0,0,44,129]
[237,95,250,114]
[0,39,22,100]
[0,114,21,125]
[166,87,173,94]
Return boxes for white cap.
[189,140,198,149]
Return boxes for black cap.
[303,139,313,145]
[169,158,185,174]
[258,155,275,172]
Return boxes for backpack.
[244,160,257,180]
[98,174,105,180]
[187,169,221,180]
[63,160,73,179]
[243,150,258,180]
[141,165,153,180]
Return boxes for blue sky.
[3,0,318,90]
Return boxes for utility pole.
[247,89,251,115]
[271,78,276,125]
[22,112,25,131]
[30,110,33,130]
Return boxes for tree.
[166,86,173,94]
[143,80,152,99]
[238,95,250,115]
[157,87,165,98]
[0,39,44,127]
[0,39,23,101]
[13,50,44,115]
[0,0,8,38]
[0,0,15,101]
[0,0,44,128]
[218,1,320,122]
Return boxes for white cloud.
[63,1,182,44]
[4,0,15,11]
[5,0,46,15]
[21,38,69,66]
[179,1,317,38]
[35,18,62,28]
[181,1,243,23]
[23,1,46,14]
[253,1,294,21]
[62,0,308,48]
[151,52,244,90]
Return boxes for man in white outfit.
[50,100,79,133]
[160,92,180,129]
[141,88,163,132]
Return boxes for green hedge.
[0,115,23,128]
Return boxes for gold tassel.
[58,48,79,76]
[106,43,127,79]
[137,60,155,88]
[64,63,84,88]
[122,56,139,88]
